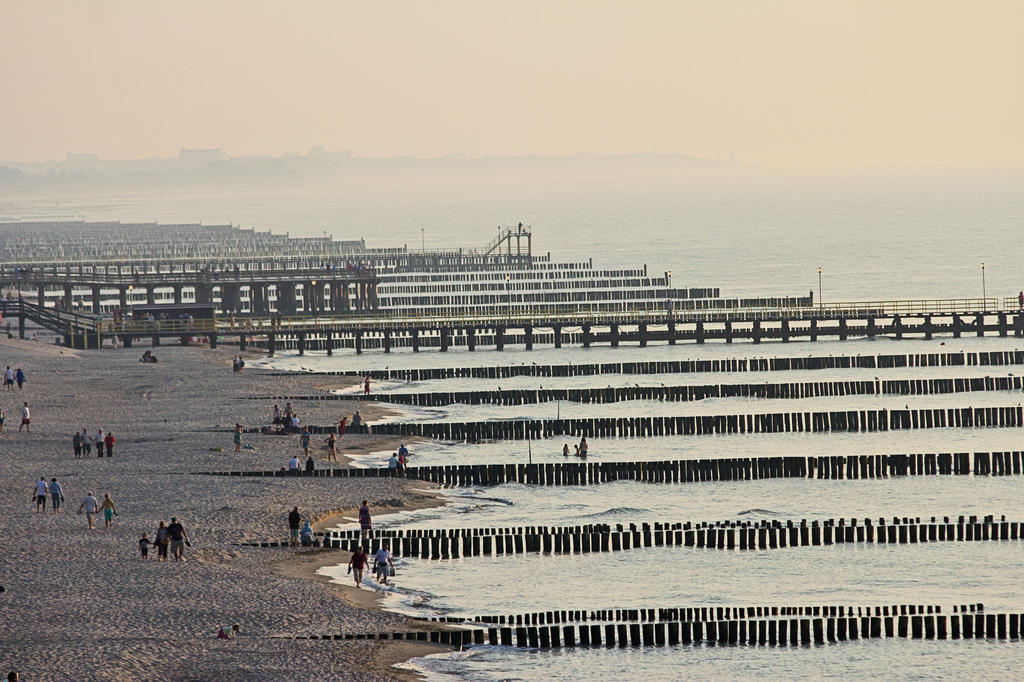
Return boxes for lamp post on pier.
[817,267,822,314]
[981,262,986,309]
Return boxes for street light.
[817,267,822,313]
[981,263,986,309]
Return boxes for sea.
[4,166,1024,679]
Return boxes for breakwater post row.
[419,602,960,626]
[242,515,1022,558]
[200,450,1024,486]
[256,375,1024,407]
[291,609,1024,647]
[303,404,1024,441]
[266,350,1024,380]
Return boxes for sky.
[1,0,1022,168]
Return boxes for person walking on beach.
[100,493,118,528]
[103,432,115,458]
[15,368,24,389]
[374,545,394,585]
[80,427,91,456]
[579,436,588,457]
[358,500,372,543]
[78,492,99,529]
[324,432,338,463]
[348,546,368,587]
[300,428,311,457]
[363,375,371,395]
[337,416,347,438]
[155,521,169,561]
[95,429,105,457]
[50,478,64,513]
[167,517,189,561]
[4,366,14,390]
[73,432,83,459]
[19,402,30,432]
[33,477,48,512]
[288,507,301,547]
[234,423,243,452]
[387,452,399,475]
[273,404,282,424]
[0,405,5,433]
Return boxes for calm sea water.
[7,169,1024,679]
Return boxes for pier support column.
[268,333,276,356]
[239,334,247,351]
[63,285,73,311]
[297,333,306,355]
[145,287,155,305]
[412,329,420,352]
[92,286,102,314]
[839,318,848,341]
[924,315,933,340]
[976,313,985,337]
[752,320,762,344]
[117,287,127,311]
[582,323,592,348]
[325,331,333,356]
[355,331,363,354]
[781,319,790,342]
[173,286,183,304]
[495,326,505,351]
[552,325,561,349]
[37,285,46,307]
[195,283,213,305]
[466,327,475,351]
[610,324,619,347]
[867,317,877,338]
[383,330,392,353]
[18,312,25,339]
[1015,314,1024,337]
[723,321,731,344]
[695,321,705,344]
[809,318,818,341]
[524,325,533,350]
[668,320,676,345]
[893,315,903,339]
[638,323,647,347]
[953,314,962,338]
[999,312,1008,337]
[440,328,449,352]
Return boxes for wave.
[737,508,782,516]
[587,506,652,518]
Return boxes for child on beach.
[234,423,243,452]
[217,624,240,639]
[139,533,151,559]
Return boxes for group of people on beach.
[139,517,190,561]
[345,500,396,587]
[4,365,25,390]
[30,480,116,528]
[287,506,314,547]
[562,436,589,458]
[0,401,31,433]
[72,429,116,458]
[31,477,64,513]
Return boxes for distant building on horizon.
[177,147,226,168]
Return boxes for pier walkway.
[3,297,1024,352]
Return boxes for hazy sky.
[1,0,1021,167]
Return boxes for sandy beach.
[0,337,450,681]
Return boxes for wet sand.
[0,338,450,681]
